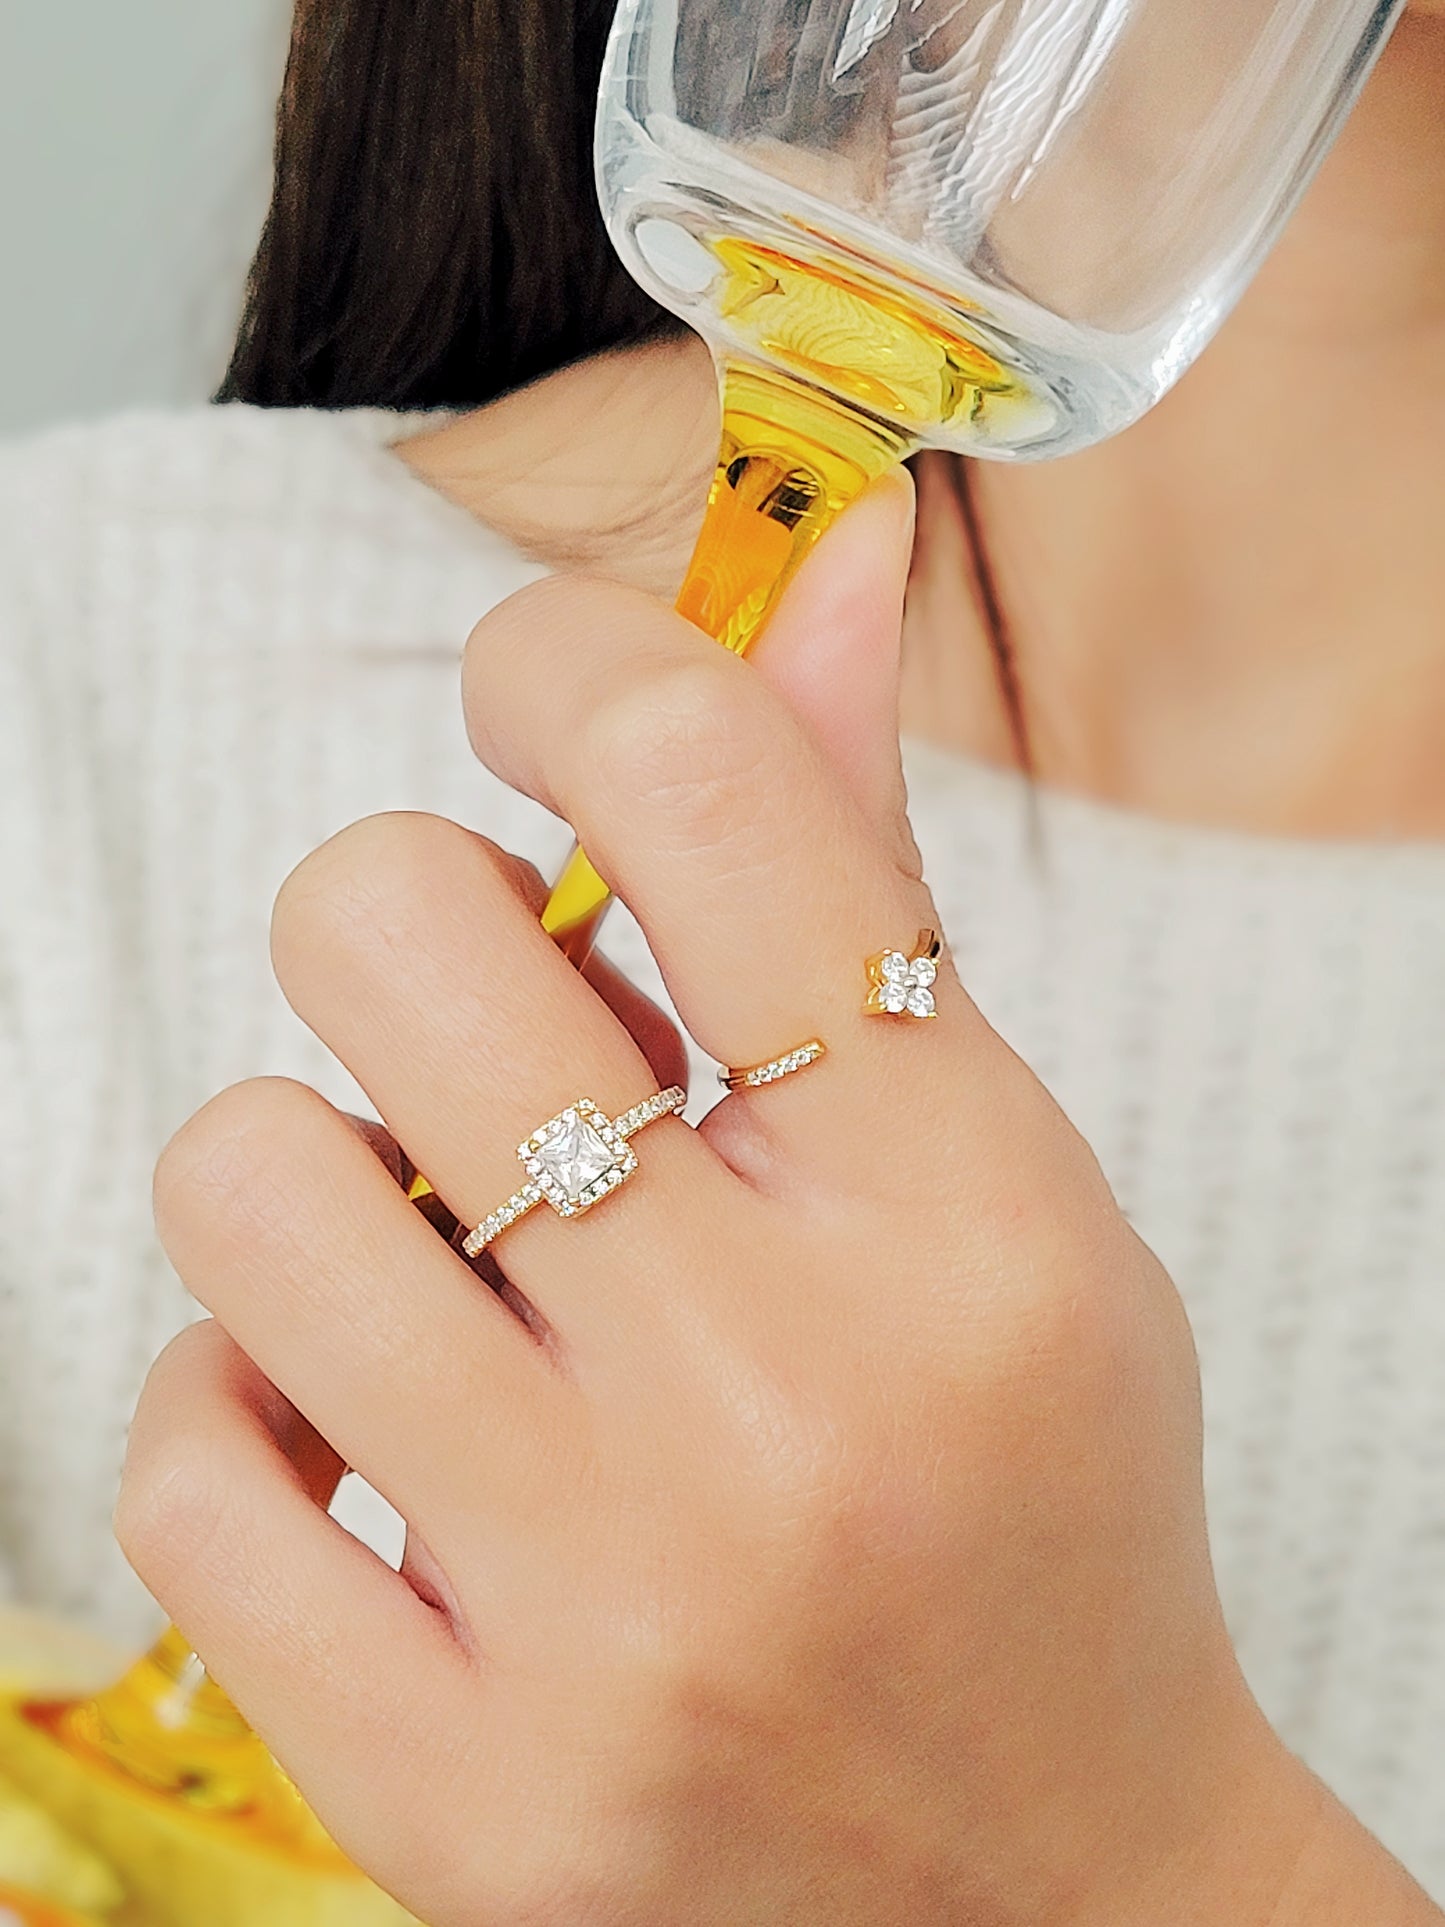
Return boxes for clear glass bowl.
[597,0,1405,460]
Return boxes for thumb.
[746,466,918,851]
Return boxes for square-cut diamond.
[522,1100,636,1217]
[539,1112,617,1202]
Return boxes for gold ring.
[718,1038,827,1093]
[461,1085,685,1257]
[865,927,941,1019]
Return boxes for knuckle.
[270,816,412,987]
[463,572,575,687]
[464,573,641,766]
[270,812,516,989]
[153,1076,327,1256]
[586,655,785,846]
[270,811,432,962]
[928,1069,1102,1255]
[116,1419,231,1595]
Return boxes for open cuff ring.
[461,1085,686,1258]
[716,927,943,1095]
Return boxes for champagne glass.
[5,0,1404,1914]
[543,0,1406,959]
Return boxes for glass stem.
[541,354,917,966]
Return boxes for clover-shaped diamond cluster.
[870,947,938,1018]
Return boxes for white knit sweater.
[1,406,1441,1891]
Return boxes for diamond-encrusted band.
[718,1038,827,1093]
[461,1181,543,1257]
[461,1085,686,1258]
[865,928,942,1020]
[614,1087,689,1139]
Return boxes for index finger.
[461,575,1007,1181]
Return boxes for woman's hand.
[118,483,1435,1926]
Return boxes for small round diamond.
[868,934,943,1021]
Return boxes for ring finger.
[267,813,747,1357]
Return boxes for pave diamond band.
[461,1085,686,1258]
[613,1087,689,1138]
[719,1038,827,1093]
[462,1181,543,1256]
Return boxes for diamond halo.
[461,1085,685,1258]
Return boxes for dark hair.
[219,0,673,409]
[220,0,1026,760]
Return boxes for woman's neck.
[904,14,1445,835]
[399,333,717,599]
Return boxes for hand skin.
[117,480,1441,1926]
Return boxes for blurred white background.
[0,1,289,436]
[0,0,407,1563]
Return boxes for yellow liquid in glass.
[0,1882,102,1927]
[542,238,1038,958]
[23,1630,337,1856]
[708,236,1039,445]
[0,1630,411,1924]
